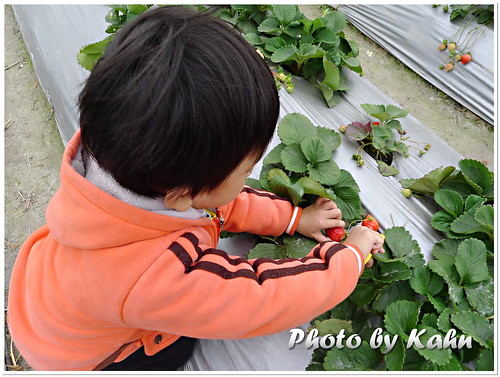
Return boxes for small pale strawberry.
[401,189,412,198]
[444,63,454,72]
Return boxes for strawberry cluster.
[438,39,472,72]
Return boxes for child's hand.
[296,197,344,242]
[344,226,385,267]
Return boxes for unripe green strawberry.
[339,125,347,133]
[401,189,412,198]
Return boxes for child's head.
[79,6,279,205]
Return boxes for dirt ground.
[3,4,494,371]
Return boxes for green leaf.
[464,194,487,212]
[450,210,491,235]
[432,238,461,262]
[297,43,324,60]
[386,119,403,131]
[247,243,281,259]
[244,33,262,46]
[323,341,378,371]
[360,104,385,117]
[281,144,308,173]
[264,37,287,52]
[277,113,317,145]
[458,159,494,195]
[384,338,405,371]
[267,168,304,205]
[476,349,494,371]
[322,55,340,91]
[325,186,362,222]
[377,160,399,176]
[301,137,333,164]
[345,121,372,141]
[434,189,464,217]
[314,318,353,336]
[376,260,412,283]
[245,177,262,190]
[412,325,452,366]
[126,4,148,14]
[372,281,415,313]
[427,295,447,313]
[322,11,347,34]
[282,234,317,258]
[308,160,341,186]
[447,282,465,306]
[455,238,489,285]
[271,45,297,63]
[437,308,454,333]
[296,176,329,197]
[475,205,494,229]
[428,259,459,285]
[273,4,299,25]
[406,166,456,195]
[316,127,341,151]
[384,227,425,267]
[409,265,443,296]
[315,29,340,45]
[263,143,285,165]
[385,104,409,119]
[258,17,280,33]
[464,279,494,316]
[450,311,493,349]
[430,210,455,232]
[348,284,378,307]
[77,35,115,71]
[334,169,360,192]
[384,300,422,339]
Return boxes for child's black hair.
[79,6,279,198]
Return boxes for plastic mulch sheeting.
[338,4,494,125]
[13,4,464,371]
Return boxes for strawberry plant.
[78,5,362,108]
[341,104,429,176]
[242,112,363,258]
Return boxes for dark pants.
[102,336,196,371]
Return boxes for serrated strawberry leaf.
[458,159,494,195]
[409,265,444,296]
[267,168,304,205]
[263,143,285,165]
[384,227,425,267]
[451,311,494,349]
[476,349,494,371]
[375,260,412,283]
[428,259,460,285]
[278,113,318,145]
[314,318,353,336]
[316,126,341,151]
[282,234,318,258]
[323,341,378,371]
[464,279,494,316]
[384,300,422,340]
[432,238,461,262]
[247,242,281,259]
[345,121,371,141]
[281,144,308,173]
[431,210,455,232]
[464,194,487,212]
[455,238,489,285]
[348,283,378,307]
[322,55,340,91]
[377,160,399,176]
[301,136,333,164]
[450,209,492,236]
[411,325,452,365]
[434,189,464,217]
[372,280,415,313]
[437,308,454,333]
[403,166,456,195]
[325,186,362,222]
[296,176,328,197]
[475,205,494,230]
[308,160,341,186]
[384,338,405,371]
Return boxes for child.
[7,6,384,371]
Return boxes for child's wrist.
[285,206,302,235]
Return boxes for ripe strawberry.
[444,63,454,72]
[326,227,345,242]
[461,53,472,64]
[362,215,379,232]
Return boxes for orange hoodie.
[8,130,365,371]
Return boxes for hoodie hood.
[46,130,213,249]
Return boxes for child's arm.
[220,186,344,240]
[121,227,383,340]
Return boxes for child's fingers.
[323,219,345,229]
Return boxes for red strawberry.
[461,53,472,64]
[362,215,379,232]
[326,227,345,242]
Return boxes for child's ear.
[164,188,193,212]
